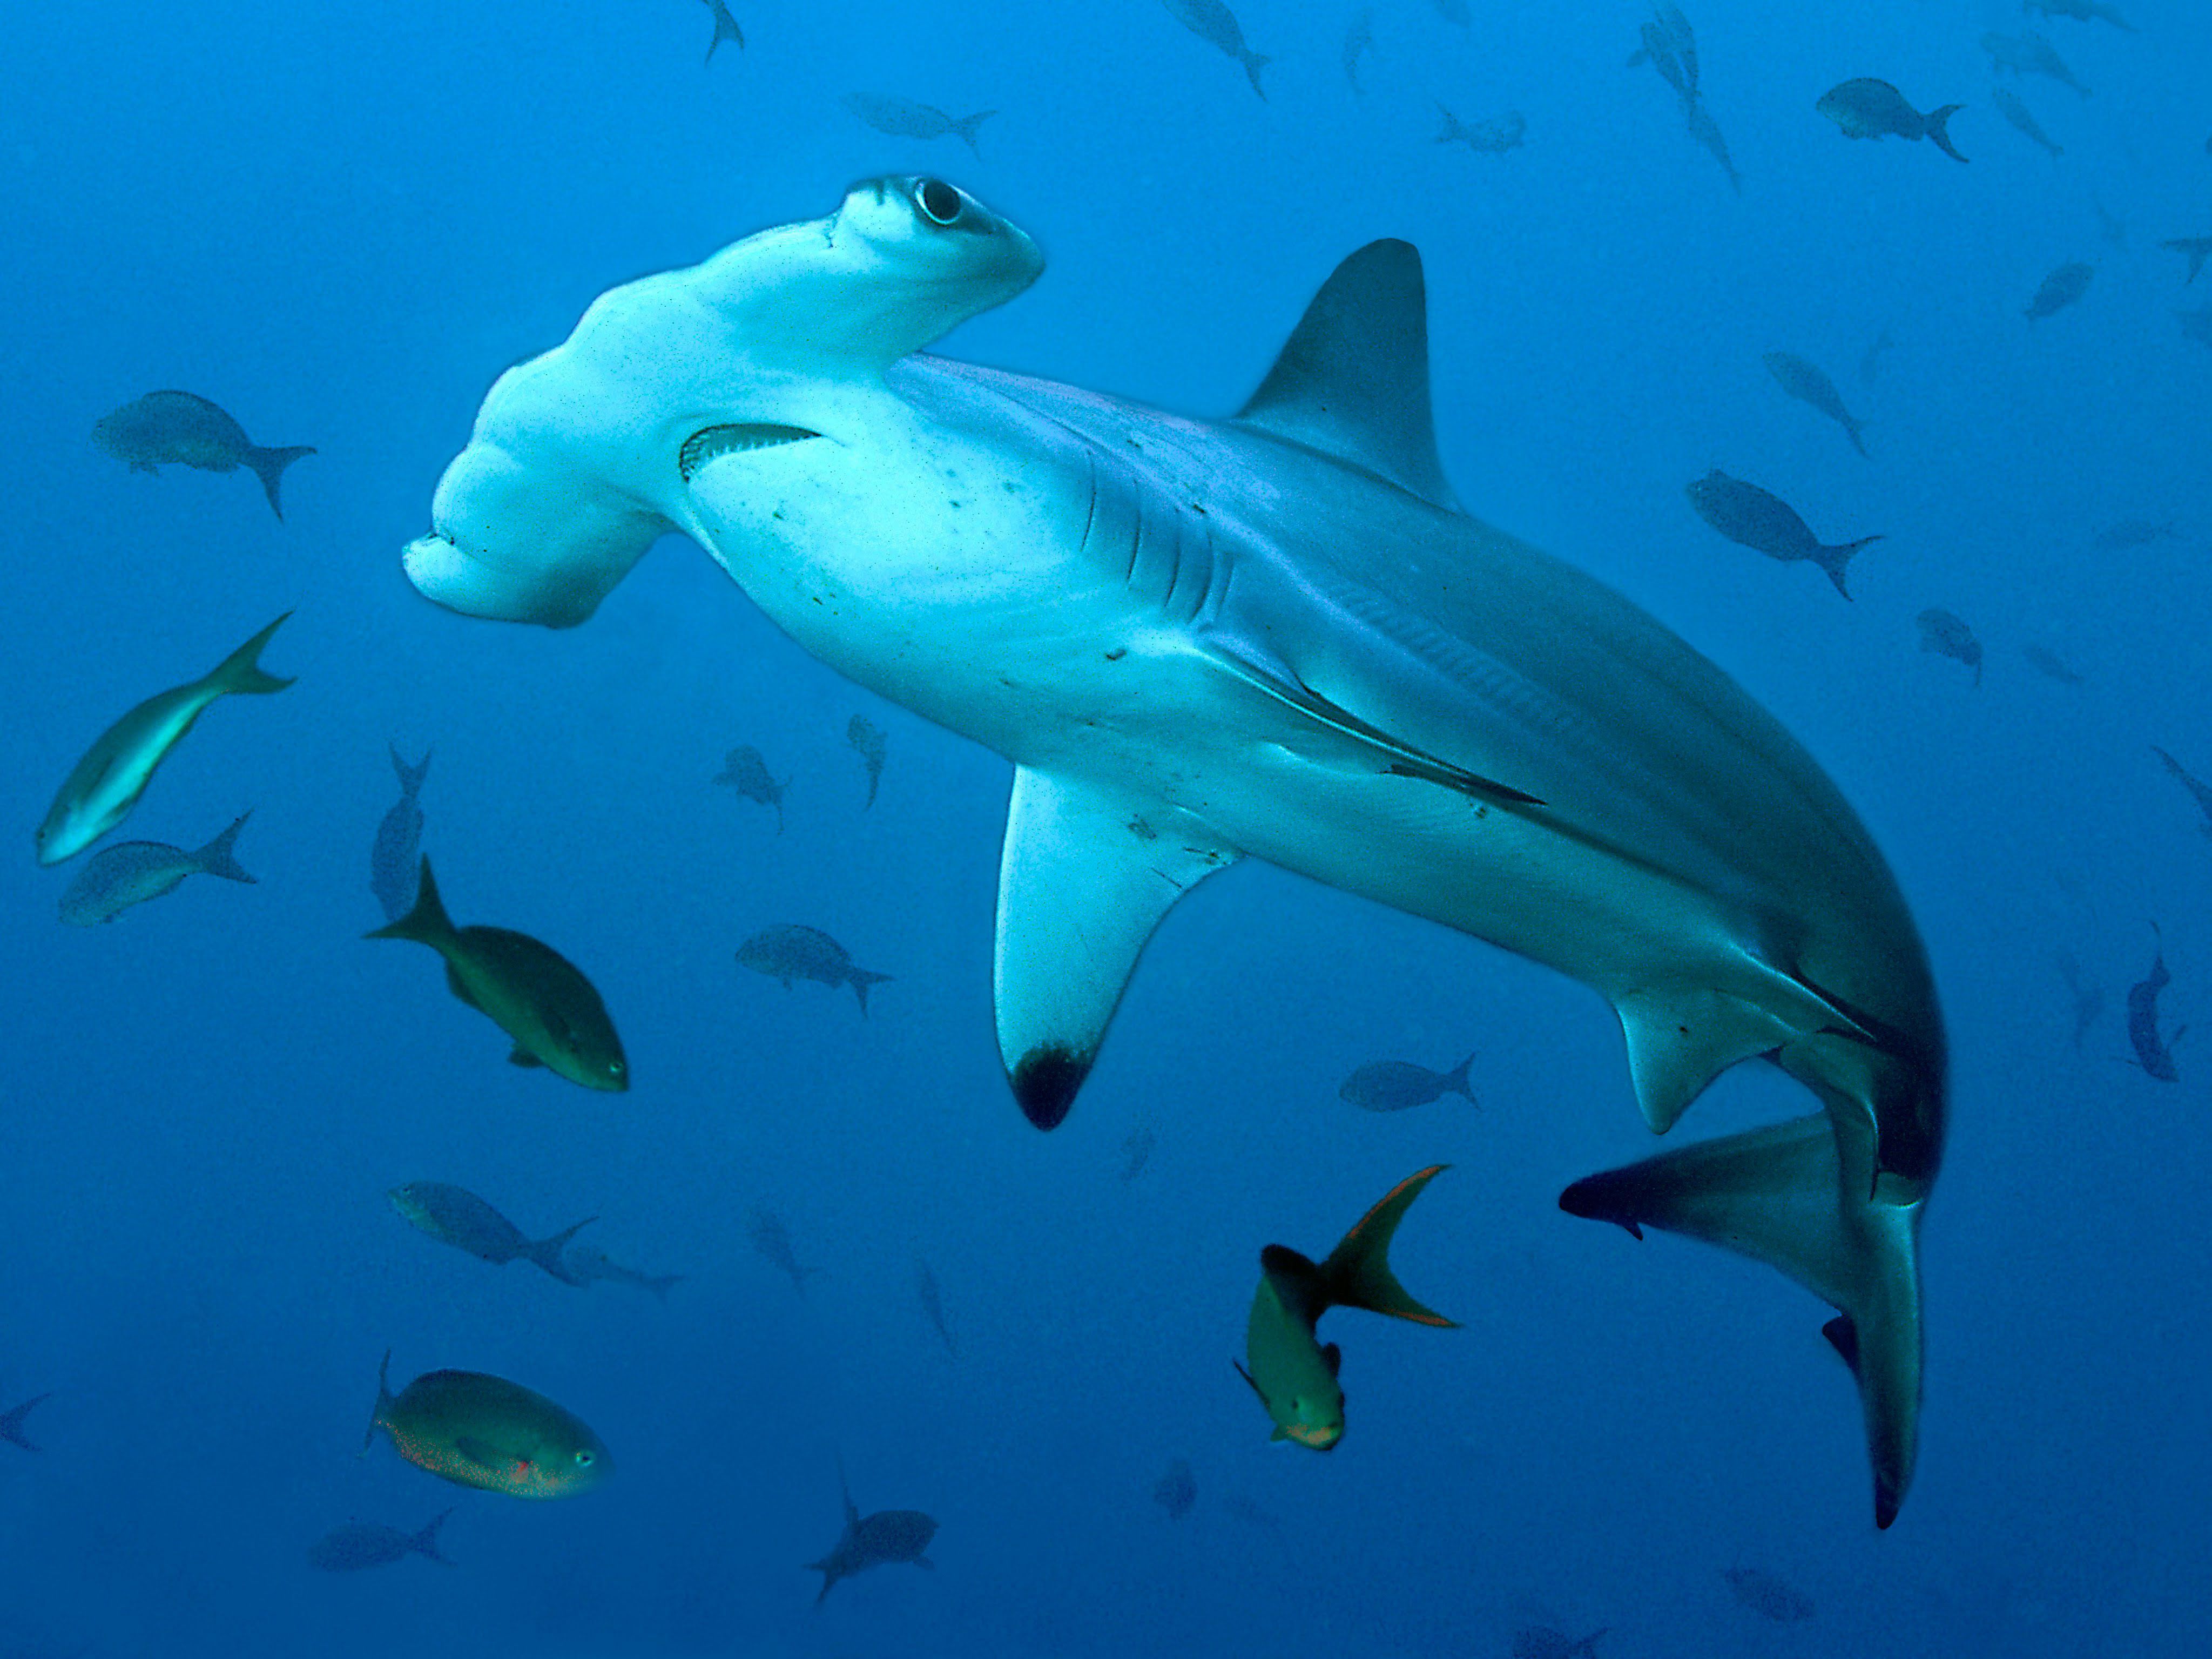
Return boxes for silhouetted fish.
[1764,352,1867,457]
[2163,237,2212,285]
[735,924,891,1014]
[308,1510,454,1572]
[846,715,887,807]
[2025,261,2094,322]
[58,813,254,925]
[563,1243,682,1300]
[1682,99,1741,192]
[92,391,316,520]
[2020,643,2082,685]
[748,1209,822,1296]
[1982,31,2091,97]
[915,1256,959,1357]
[841,95,996,155]
[808,1461,938,1603]
[1159,0,1270,100]
[1816,79,1967,161]
[1152,1457,1196,1519]
[1684,470,1880,599]
[1436,106,1527,154]
[1722,1566,1815,1621]
[2092,518,2180,551]
[1992,87,2062,157]
[1338,1054,1476,1112]
[2151,745,2212,838]
[2024,0,2135,28]
[2127,927,2181,1082]
[713,744,787,832]
[698,0,743,60]
[372,745,433,923]
[1916,609,1983,684]
[2055,950,2103,1049]
[1119,1122,1156,1182]
[388,1182,594,1285]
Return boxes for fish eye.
[914,178,963,227]
[574,1449,595,1467]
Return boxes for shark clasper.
[403,177,1948,1528]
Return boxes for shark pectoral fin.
[1615,986,1802,1134]
[1232,239,1460,511]
[994,769,1238,1129]
[1559,1114,1924,1528]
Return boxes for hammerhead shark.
[401,175,1948,1527]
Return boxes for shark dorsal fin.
[1234,239,1460,511]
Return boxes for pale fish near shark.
[401,176,1950,1526]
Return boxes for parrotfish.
[364,1352,611,1499]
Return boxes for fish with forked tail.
[1685,471,1879,599]
[2127,927,2182,1082]
[372,745,433,923]
[735,924,891,1014]
[308,1510,454,1572]
[841,95,997,156]
[1816,80,1967,161]
[2024,0,2135,27]
[847,715,887,806]
[92,391,316,520]
[59,812,255,925]
[1991,87,2062,158]
[1339,1054,1476,1112]
[1983,31,2091,97]
[807,1460,938,1603]
[1763,353,1867,457]
[1159,0,1269,100]
[388,1182,595,1285]
[1236,1166,1458,1449]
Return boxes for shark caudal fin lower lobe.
[1559,1112,1924,1527]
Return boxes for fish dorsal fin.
[1233,239,1460,511]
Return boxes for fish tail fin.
[365,857,455,947]
[529,1216,598,1284]
[246,443,316,520]
[193,811,256,884]
[1433,103,1464,143]
[850,970,893,1016]
[810,1563,839,1606]
[362,1351,393,1457]
[1926,105,1968,163]
[0,1393,50,1451]
[705,0,743,61]
[952,110,997,154]
[208,612,295,697]
[1242,51,1270,101]
[1815,534,1882,601]
[1559,1112,1926,1528]
[414,1507,456,1564]
[1445,1052,1478,1103]
[1317,1165,1459,1326]
[390,743,433,797]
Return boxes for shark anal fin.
[993,769,1237,1129]
[1232,239,1461,511]
[1559,1114,1924,1530]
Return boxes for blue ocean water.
[3,0,2208,1653]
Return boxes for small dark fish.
[749,1209,823,1296]
[1992,86,2062,157]
[1685,471,1880,599]
[2020,643,2082,685]
[735,923,892,1014]
[846,714,886,807]
[1722,1567,1815,1622]
[2093,518,2181,551]
[2055,950,2103,1048]
[92,391,315,520]
[562,1243,682,1300]
[365,1352,610,1500]
[2024,0,2136,28]
[808,1460,938,1604]
[1816,80,1967,162]
[713,745,787,832]
[1682,99,1741,192]
[1764,353,1867,457]
[1119,1122,1156,1183]
[58,812,254,925]
[1916,609,1984,684]
[1159,0,1270,100]
[372,745,433,924]
[1341,8,1374,92]
[2127,926,2181,1082]
[1152,1457,1196,1520]
[1338,1054,1476,1112]
[2151,746,2212,839]
[2026,261,2094,322]
[1513,1627,1609,1659]
[307,1510,454,1572]
[915,1256,959,1357]
[1627,5,1698,102]
[388,1182,595,1285]
[840,95,997,155]
[2162,237,2212,285]
[1982,31,2092,97]
[367,858,630,1091]
[1436,106,1527,154]
[0,1393,50,1451]
[1858,327,1895,385]
[699,0,743,61]
[2182,303,2212,349]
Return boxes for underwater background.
[3,0,2209,1653]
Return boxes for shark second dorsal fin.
[1233,239,1460,511]
[994,770,1239,1129]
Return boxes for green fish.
[367,857,629,1091]
[1235,1165,1457,1449]
[363,1352,611,1499]
[36,614,293,866]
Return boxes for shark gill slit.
[678,423,822,482]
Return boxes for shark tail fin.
[1926,105,1968,163]
[208,612,295,698]
[0,1393,50,1451]
[413,1508,456,1564]
[1813,535,1883,601]
[1317,1166,1459,1326]
[366,857,455,948]
[1559,1113,1924,1529]
[528,1216,598,1284]
[194,812,256,883]
[390,743,434,797]
[951,110,997,154]
[362,1351,394,1458]
[246,444,315,520]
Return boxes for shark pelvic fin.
[1233,239,1461,511]
[994,770,1237,1129]
[1559,1114,1924,1528]
[1615,985,1802,1133]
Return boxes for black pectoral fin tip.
[1557,1177,1642,1239]
[1010,1046,1091,1131]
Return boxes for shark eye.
[914,178,963,227]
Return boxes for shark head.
[402,177,1041,628]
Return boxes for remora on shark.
[402,175,1948,1528]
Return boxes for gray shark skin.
[400,177,1948,1527]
